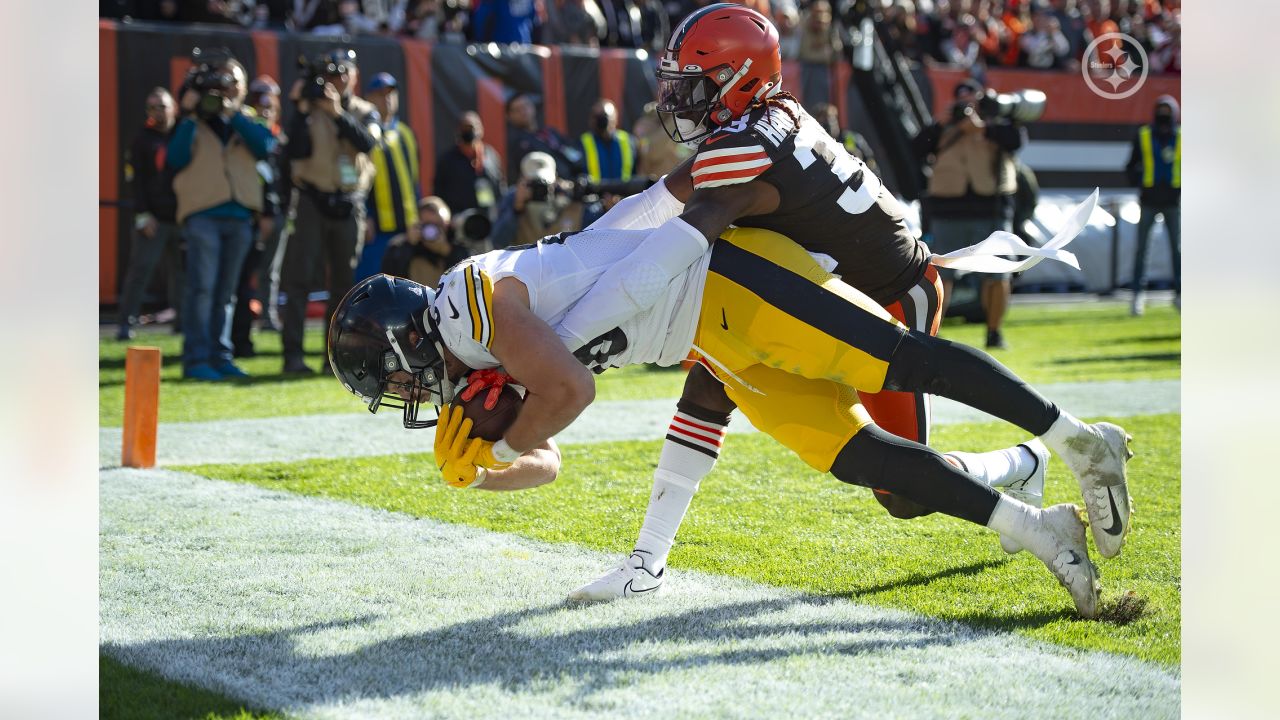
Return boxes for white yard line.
[100,468,1179,720]
[99,379,1179,467]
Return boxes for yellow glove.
[433,405,513,488]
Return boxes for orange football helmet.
[656,3,783,145]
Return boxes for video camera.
[976,89,1047,124]
[297,49,357,101]
[187,47,239,120]
[452,209,494,248]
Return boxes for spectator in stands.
[577,99,636,185]
[433,111,505,221]
[940,14,981,69]
[230,75,288,358]
[358,72,421,281]
[797,0,844,65]
[999,0,1032,66]
[1125,95,1180,315]
[632,100,691,177]
[492,151,586,249]
[278,48,381,375]
[505,92,582,182]
[118,88,184,341]
[917,78,1024,349]
[381,196,469,287]
[1149,10,1179,73]
[542,0,607,46]
[168,53,276,380]
[774,1,801,59]
[1049,0,1092,60]
[472,0,539,43]
[1020,5,1071,68]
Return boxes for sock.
[985,494,1045,556]
[945,445,1036,488]
[1039,410,1090,459]
[633,403,729,571]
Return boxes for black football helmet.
[328,274,452,429]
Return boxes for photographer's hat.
[520,152,557,184]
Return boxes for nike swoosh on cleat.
[1066,551,1082,566]
[448,298,461,320]
[1102,486,1125,536]
[624,579,660,596]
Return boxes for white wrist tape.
[557,216,709,349]
[585,176,686,231]
[492,438,521,463]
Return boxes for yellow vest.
[292,95,378,194]
[172,119,264,223]
[927,128,1016,198]
[580,130,634,183]
[370,122,420,232]
[1139,125,1181,188]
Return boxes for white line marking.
[100,469,1180,720]
[99,380,1181,467]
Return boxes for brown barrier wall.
[100,20,1174,304]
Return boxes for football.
[457,383,524,441]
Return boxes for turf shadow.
[101,597,965,709]
[825,559,1008,598]
[1050,352,1181,365]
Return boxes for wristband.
[492,438,521,463]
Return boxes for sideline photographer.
[918,79,1040,350]
[277,48,381,375]
[167,48,276,381]
[491,152,586,249]
[381,196,469,288]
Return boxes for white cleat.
[1030,504,1101,619]
[1060,422,1134,559]
[1000,439,1048,555]
[567,553,665,603]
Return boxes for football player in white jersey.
[329,219,1130,618]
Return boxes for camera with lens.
[187,47,238,120]
[527,178,554,203]
[297,49,356,101]
[975,89,1047,124]
[452,209,494,249]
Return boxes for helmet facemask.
[656,59,758,147]
[656,70,723,146]
[329,275,455,430]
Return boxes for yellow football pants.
[692,228,909,472]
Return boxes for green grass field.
[183,412,1180,666]
[99,303,1180,427]
[100,300,1181,716]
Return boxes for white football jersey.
[429,228,712,374]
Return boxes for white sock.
[985,494,1045,556]
[633,407,728,572]
[1039,410,1091,458]
[945,445,1036,488]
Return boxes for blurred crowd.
[881,0,1180,73]
[115,45,701,381]
[101,1,1179,71]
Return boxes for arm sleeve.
[554,215,709,349]
[285,111,312,159]
[230,112,278,159]
[688,134,773,190]
[584,174,685,231]
[335,109,381,152]
[165,119,197,171]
